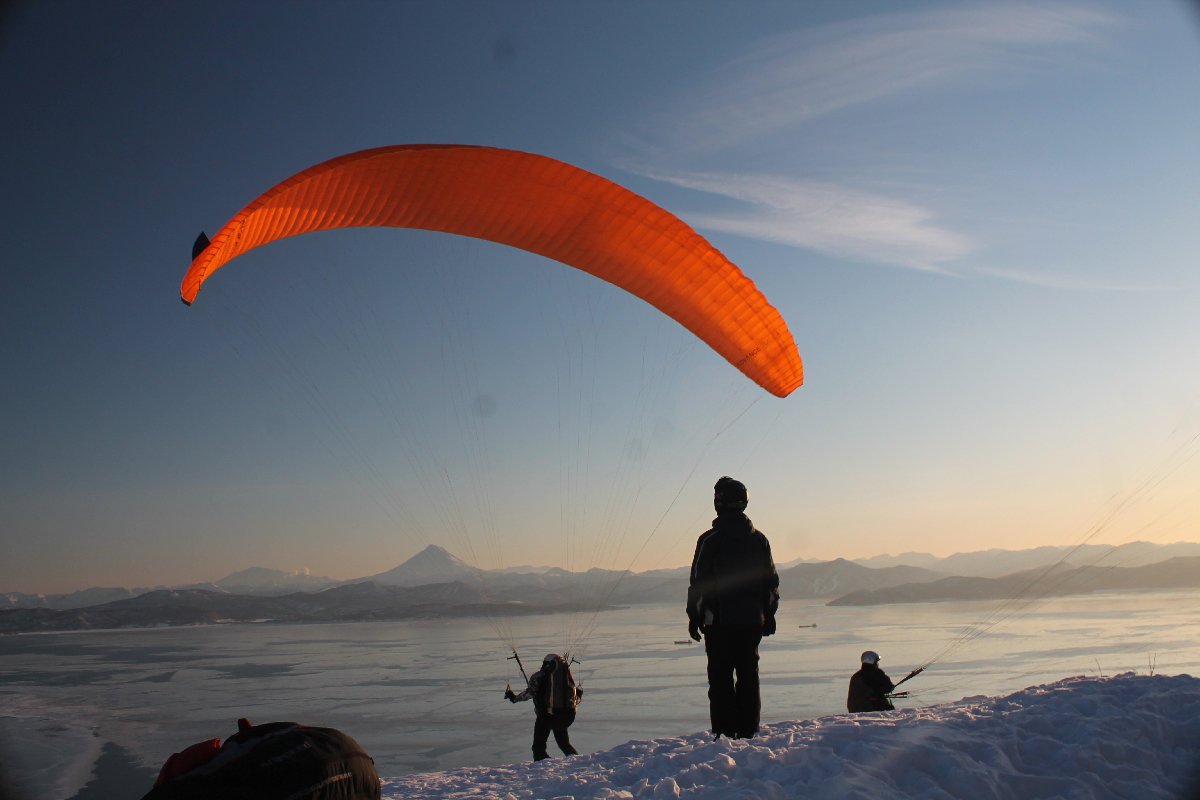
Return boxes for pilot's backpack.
[541,656,581,715]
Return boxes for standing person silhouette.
[686,476,779,739]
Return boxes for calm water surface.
[3,592,1200,795]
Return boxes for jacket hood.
[712,512,754,532]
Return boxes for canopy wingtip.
[192,231,211,260]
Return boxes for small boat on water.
[798,623,817,628]
[673,640,693,645]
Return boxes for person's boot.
[533,750,550,761]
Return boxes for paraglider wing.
[182,144,803,397]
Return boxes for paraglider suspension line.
[891,666,924,691]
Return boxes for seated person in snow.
[505,653,582,761]
[847,650,895,712]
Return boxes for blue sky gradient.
[3,1,1199,593]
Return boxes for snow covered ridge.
[381,674,1200,800]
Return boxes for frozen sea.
[4,592,1200,799]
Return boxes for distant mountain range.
[829,555,1200,606]
[3,541,1199,634]
[0,547,482,612]
[851,541,1200,578]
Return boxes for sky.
[2,1,1199,595]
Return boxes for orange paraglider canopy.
[182,144,803,397]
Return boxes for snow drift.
[381,673,1200,799]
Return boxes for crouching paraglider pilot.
[505,653,581,761]
[847,650,895,712]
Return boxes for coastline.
[68,741,157,800]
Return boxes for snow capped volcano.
[365,545,480,587]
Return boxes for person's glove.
[504,686,517,702]
[688,620,702,641]
[762,616,776,637]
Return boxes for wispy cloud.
[634,3,1115,156]
[646,169,973,273]
[970,265,1171,292]
[651,172,1166,290]
[619,3,1117,282]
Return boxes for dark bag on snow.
[140,718,380,800]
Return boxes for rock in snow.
[381,673,1200,799]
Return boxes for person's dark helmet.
[713,476,748,513]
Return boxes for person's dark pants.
[704,625,763,738]
[532,711,577,760]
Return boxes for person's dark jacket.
[846,663,895,712]
[687,512,779,631]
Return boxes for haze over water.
[4,592,1199,799]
